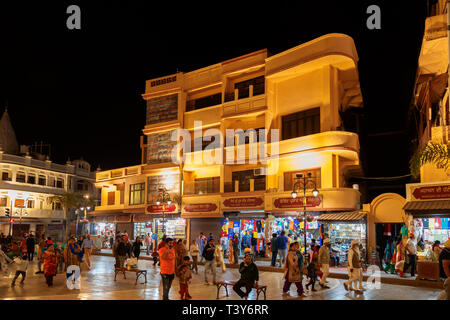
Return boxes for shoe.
[244,296,248,300]
[320,284,330,289]
[311,288,317,292]
[19,282,24,286]
[186,295,192,299]
[204,282,210,285]
[299,293,307,298]
[355,289,363,294]
[212,282,217,285]
[282,292,289,296]
[11,282,15,286]
[343,282,348,291]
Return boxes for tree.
[46,192,94,242]
[410,142,450,179]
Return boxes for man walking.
[233,253,259,300]
[404,233,417,278]
[270,233,278,267]
[159,237,176,300]
[203,238,216,285]
[318,238,331,289]
[344,240,365,293]
[81,234,96,269]
[145,233,152,256]
[26,233,35,261]
[276,231,288,267]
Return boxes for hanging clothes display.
[383,223,392,236]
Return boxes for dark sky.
[0,1,427,179]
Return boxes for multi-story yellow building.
[92,33,365,258]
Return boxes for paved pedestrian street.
[0,256,442,300]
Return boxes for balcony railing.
[184,180,220,195]
[224,178,266,193]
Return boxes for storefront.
[269,215,321,243]
[318,211,368,263]
[222,214,267,257]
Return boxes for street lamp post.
[76,194,91,238]
[156,187,172,235]
[291,172,319,251]
[14,206,28,224]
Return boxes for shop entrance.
[375,223,403,268]
[225,218,266,257]
[12,224,30,241]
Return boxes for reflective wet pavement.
[0,256,442,300]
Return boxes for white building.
[0,108,97,241]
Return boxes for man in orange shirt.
[158,237,176,300]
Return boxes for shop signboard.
[222,197,263,208]
[146,203,177,214]
[274,196,321,209]
[133,214,153,222]
[115,215,131,223]
[184,203,218,212]
[411,184,450,200]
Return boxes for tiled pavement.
[0,255,442,300]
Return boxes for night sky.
[0,1,428,197]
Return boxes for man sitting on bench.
[233,253,259,300]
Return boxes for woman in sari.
[393,237,406,277]
[42,244,60,286]
[282,242,306,297]
[64,237,82,270]
[175,239,187,276]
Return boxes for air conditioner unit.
[254,168,266,176]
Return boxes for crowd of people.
[0,231,99,287]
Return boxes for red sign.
[412,185,450,200]
[223,197,263,208]
[274,197,321,208]
[146,204,177,213]
[184,203,217,212]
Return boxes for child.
[151,247,158,267]
[11,254,28,286]
[178,256,192,300]
[305,255,317,292]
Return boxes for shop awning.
[318,211,367,223]
[403,200,450,217]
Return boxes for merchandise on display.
[414,218,450,261]
[156,218,186,239]
[325,223,367,262]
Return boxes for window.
[27,174,36,184]
[234,127,266,145]
[38,175,46,186]
[56,179,64,188]
[284,168,321,192]
[231,170,265,192]
[282,108,320,140]
[77,183,84,191]
[16,172,26,183]
[1,171,11,181]
[0,197,7,207]
[27,199,35,208]
[234,75,265,99]
[186,93,222,112]
[194,177,220,194]
[52,202,62,210]
[48,177,55,187]
[107,191,116,205]
[129,183,145,205]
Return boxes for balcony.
[184,179,220,195]
[223,85,266,117]
[224,178,266,193]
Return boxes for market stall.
[318,211,368,263]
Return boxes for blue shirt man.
[276,231,288,267]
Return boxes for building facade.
[92,33,365,260]
[0,109,97,241]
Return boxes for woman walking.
[42,244,59,286]
[189,240,199,274]
[132,236,143,260]
[282,242,306,297]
